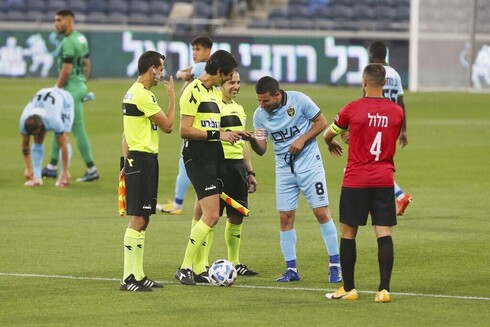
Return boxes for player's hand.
[163,76,175,99]
[176,70,192,81]
[341,131,350,144]
[289,138,305,154]
[398,131,408,148]
[24,168,33,181]
[327,140,343,157]
[220,131,242,145]
[247,175,257,193]
[236,130,252,141]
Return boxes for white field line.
[1,272,489,301]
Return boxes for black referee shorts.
[124,151,159,216]
[339,186,397,227]
[182,140,224,200]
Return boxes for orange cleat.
[396,194,412,216]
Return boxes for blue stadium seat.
[289,4,310,19]
[148,13,167,26]
[47,0,68,11]
[67,0,88,14]
[106,12,128,24]
[26,10,45,22]
[150,0,171,16]
[216,0,233,18]
[26,0,47,13]
[107,0,129,15]
[3,10,25,21]
[329,0,353,7]
[330,4,354,21]
[85,11,107,23]
[194,1,213,18]
[269,7,290,20]
[315,6,332,19]
[128,12,149,25]
[375,6,397,22]
[2,0,26,12]
[129,1,150,15]
[396,5,410,22]
[354,4,376,21]
[86,0,108,14]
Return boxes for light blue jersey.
[253,91,324,173]
[191,62,206,79]
[383,65,404,103]
[253,91,328,211]
[19,87,74,135]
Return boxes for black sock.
[340,238,356,291]
[377,235,394,292]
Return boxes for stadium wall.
[0,23,409,86]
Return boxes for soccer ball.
[209,259,237,286]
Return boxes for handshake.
[219,129,268,145]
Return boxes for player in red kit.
[324,63,403,303]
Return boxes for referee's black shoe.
[119,274,152,292]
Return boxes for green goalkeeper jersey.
[57,30,89,86]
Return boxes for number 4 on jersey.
[370,131,382,161]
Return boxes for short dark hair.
[56,9,75,18]
[138,51,165,75]
[369,41,387,62]
[255,76,280,95]
[25,115,43,135]
[191,36,213,49]
[363,63,386,87]
[205,50,237,76]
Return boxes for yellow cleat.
[374,289,391,303]
[325,287,358,300]
[156,200,183,215]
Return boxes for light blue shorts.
[275,166,329,211]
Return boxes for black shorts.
[339,187,397,227]
[124,151,158,216]
[219,159,248,217]
[182,140,224,200]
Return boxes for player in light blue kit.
[20,87,74,187]
[248,76,341,283]
[157,36,212,215]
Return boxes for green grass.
[0,78,489,326]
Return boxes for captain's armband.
[329,123,347,135]
[22,148,30,156]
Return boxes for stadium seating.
[3,0,487,34]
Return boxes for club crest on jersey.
[287,107,295,117]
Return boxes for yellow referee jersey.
[220,100,246,159]
[122,82,161,154]
[180,79,222,138]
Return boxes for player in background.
[157,36,213,215]
[192,72,258,283]
[120,51,175,292]
[247,76,341,284]
[324,63,403,302]
[342,41,412,216]
[370,41,411,215]
[20,87,74,187]
[42,10,99,182]
[175,50,247,286]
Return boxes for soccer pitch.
[0,78,489,326]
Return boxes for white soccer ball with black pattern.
[209,259,237,286]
